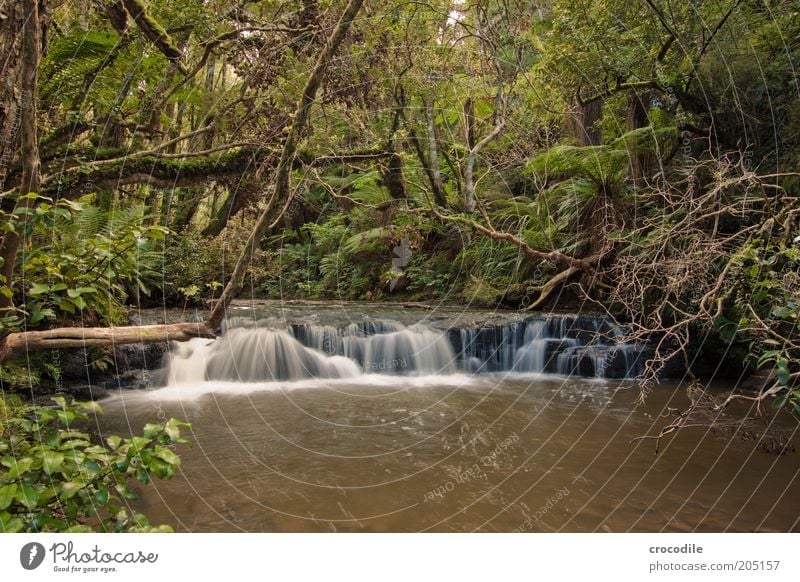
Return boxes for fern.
[525,125,677,193]
[318,170,389,205]
[41,30,120,101]
[342,227,392,255]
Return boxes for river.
[96,302,800,532]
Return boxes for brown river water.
[96,373,800,532]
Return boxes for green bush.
[0,396,188,532]
[1,194,168,331]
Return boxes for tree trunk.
[201,184,259,237]
[381,151,407,200]
[0,0,41,312]
[627,92,651,186]
[0,323,215,363]
[0,0,23,193]
[425,98,447,206]
[463,92,505,213]
[568,99,603,146]
[206,0,366,332]
[170,188,204,232]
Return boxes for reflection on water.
[97,374,800,532]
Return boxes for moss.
[45,147,274,196]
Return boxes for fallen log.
[0,323,215,363]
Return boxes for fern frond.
[41,30,120,100]
[342,227,391,255]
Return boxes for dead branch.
[0,323,215,363]
[631,382,796,455]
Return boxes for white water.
[167,328,361,383]
[167,323,458,384]
[165,314,644,388]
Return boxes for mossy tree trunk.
[0,0,42,312]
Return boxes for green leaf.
[155,448,181,466]
[77,400,103,415]
[67,287,96,298]
[39,486,59,503]
[163,418,190,442]
[771,306,795,319]
[116,483,137,499]
[0,484,18,510]
[0,515,24,532]
[147,458,175,479]
[4,457,33,480]
[42,451,65,475]
[142,423,163,438]
[69,296,88,310]
[81,459,101,474]
[135,468,150,485]
[16,485,40,510]
[62,525,93,533]
[56,409,78,426]
[60,481,84,500]
[94,488,109,505]
[130,436,152,453]
[29,283,50,296]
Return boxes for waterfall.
[167,328,361,383]
[164,314,646,385]
[291,321,457,375]
[513,319,579,373]
[453,315,644,379]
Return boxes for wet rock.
[56,348,115,385]
[599,345,647,379]
[115,342,169,372]
[104,369,156,390]
[542,340,575,373]
[557,347,597,377]
[58,384,110,401]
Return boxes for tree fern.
[525,126,677,194]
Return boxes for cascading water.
[291,321,457,375]
[166,328,361,383]
[165,314,646,385]
[511,316,644,378]
[513,319,578,373]
[167,320,458,384]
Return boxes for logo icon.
[20,542,46,570]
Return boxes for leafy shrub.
[1,195,168,331]
[0,396,188,532]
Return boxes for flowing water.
[97,303,800,532]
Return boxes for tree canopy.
[0,0,797,413]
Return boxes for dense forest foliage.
[0,0,798,408]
